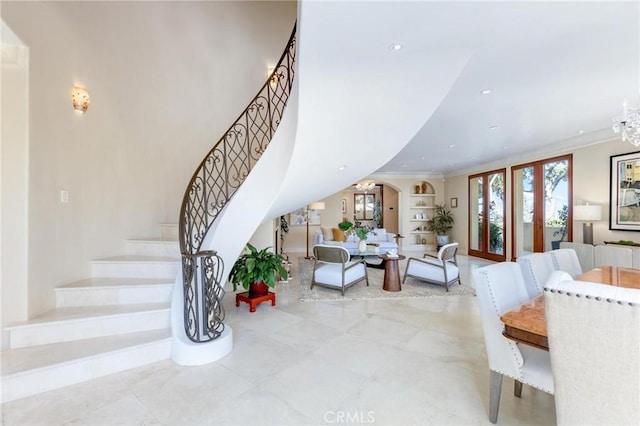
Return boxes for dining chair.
[311,245,368,296]
[594,244,633,267]
[473,262,554,424]
[402,242,460,291]
[516,252,556,298]
[548,248,583,278]
[545,279,640,425]
[559,242,594,271]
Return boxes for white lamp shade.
[574,204,602,221]
[309,202,325,210]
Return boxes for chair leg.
[489,370,503,424]
[514,380,523,398]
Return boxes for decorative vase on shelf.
[358,239,367,253]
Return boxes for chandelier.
[612,102,640,147]
[355,180,376,192]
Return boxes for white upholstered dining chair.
[311,245,368,296]
[548,248,583,278]
[473,262,554,423]
[402,242,460,291]
[559,241,594,272]
[545,279,640,425]
[594,244,633,267]
[516,252,556,298]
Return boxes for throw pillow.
[321,226,334,241]
[332,227,346,242]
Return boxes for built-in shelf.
[409,206,434,209]
[410,219,429,222]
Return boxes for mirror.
[354,193,375,220]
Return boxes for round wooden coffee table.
[378,254,406,292]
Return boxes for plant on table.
[229,244,288,297]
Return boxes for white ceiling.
[369,1,640,177]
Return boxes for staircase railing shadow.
[178,24,297,343]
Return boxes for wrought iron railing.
[178,24,297,343]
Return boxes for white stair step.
[91,255,180,279]
[160,223,179,240]
[0,329,171,403]
[56,278,174,307]
[126,239,180,257]
[5,303,170,349]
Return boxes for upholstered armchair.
[548,247,583,278]
[402,242,460,291]
[517,252,556,298]
[545,279,640,425]
[473,262,554,424]
[311,245,368,296]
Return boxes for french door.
[511,155,572,259]
[469,169,506,262]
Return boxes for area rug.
[298,258,475,302]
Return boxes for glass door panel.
[513,167,535,258]
[469,169,506,261]
[544,160,569,251]
[488,172,505,255]
[470,176,482,252]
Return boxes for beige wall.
[445,137,639,257]
[1,34,30,349]
[1,1,296,319]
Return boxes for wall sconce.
[71,86,90,113]
[574,203,602,245]
[267,66,280,86]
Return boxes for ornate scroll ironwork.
[179,24,297,343]
[182,251,225,342]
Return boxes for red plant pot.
[249,281,269,298]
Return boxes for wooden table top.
[500,266,640,350]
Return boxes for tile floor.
[1,252,556,425]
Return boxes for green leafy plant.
[338,220,354,232]
[551,205,568,241]
[229,244,288,291]
[372,200,382,228]
[427,203,454,235]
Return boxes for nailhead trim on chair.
[544,288,638,307]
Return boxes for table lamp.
[574,204,601,245]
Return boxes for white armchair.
[517,252,556,298]
[402,242,460,291]
[545,279,640,425]
[548,248,583,278]
[473,262,554,423]
[311,245,369,296]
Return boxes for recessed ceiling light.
[489,126,500,130]
[448,144,455,148]
[421,156,425,160]
[402,164,407,167]
[480,89,493,95]
[338,165,346,170]
[577,130,585,134]
[390,43,403,51]
[503,146,509,150]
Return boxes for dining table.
[500,265,640,350]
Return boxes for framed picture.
[450,197,458,208]
[342,198,347,213]
[289,207,322,225]
[610,150,640,231]
[289,208,307,226]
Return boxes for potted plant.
[229,244,288,298]
[551,205,568,250]
[427,203,454,247]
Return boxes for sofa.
[316,227,398,255]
